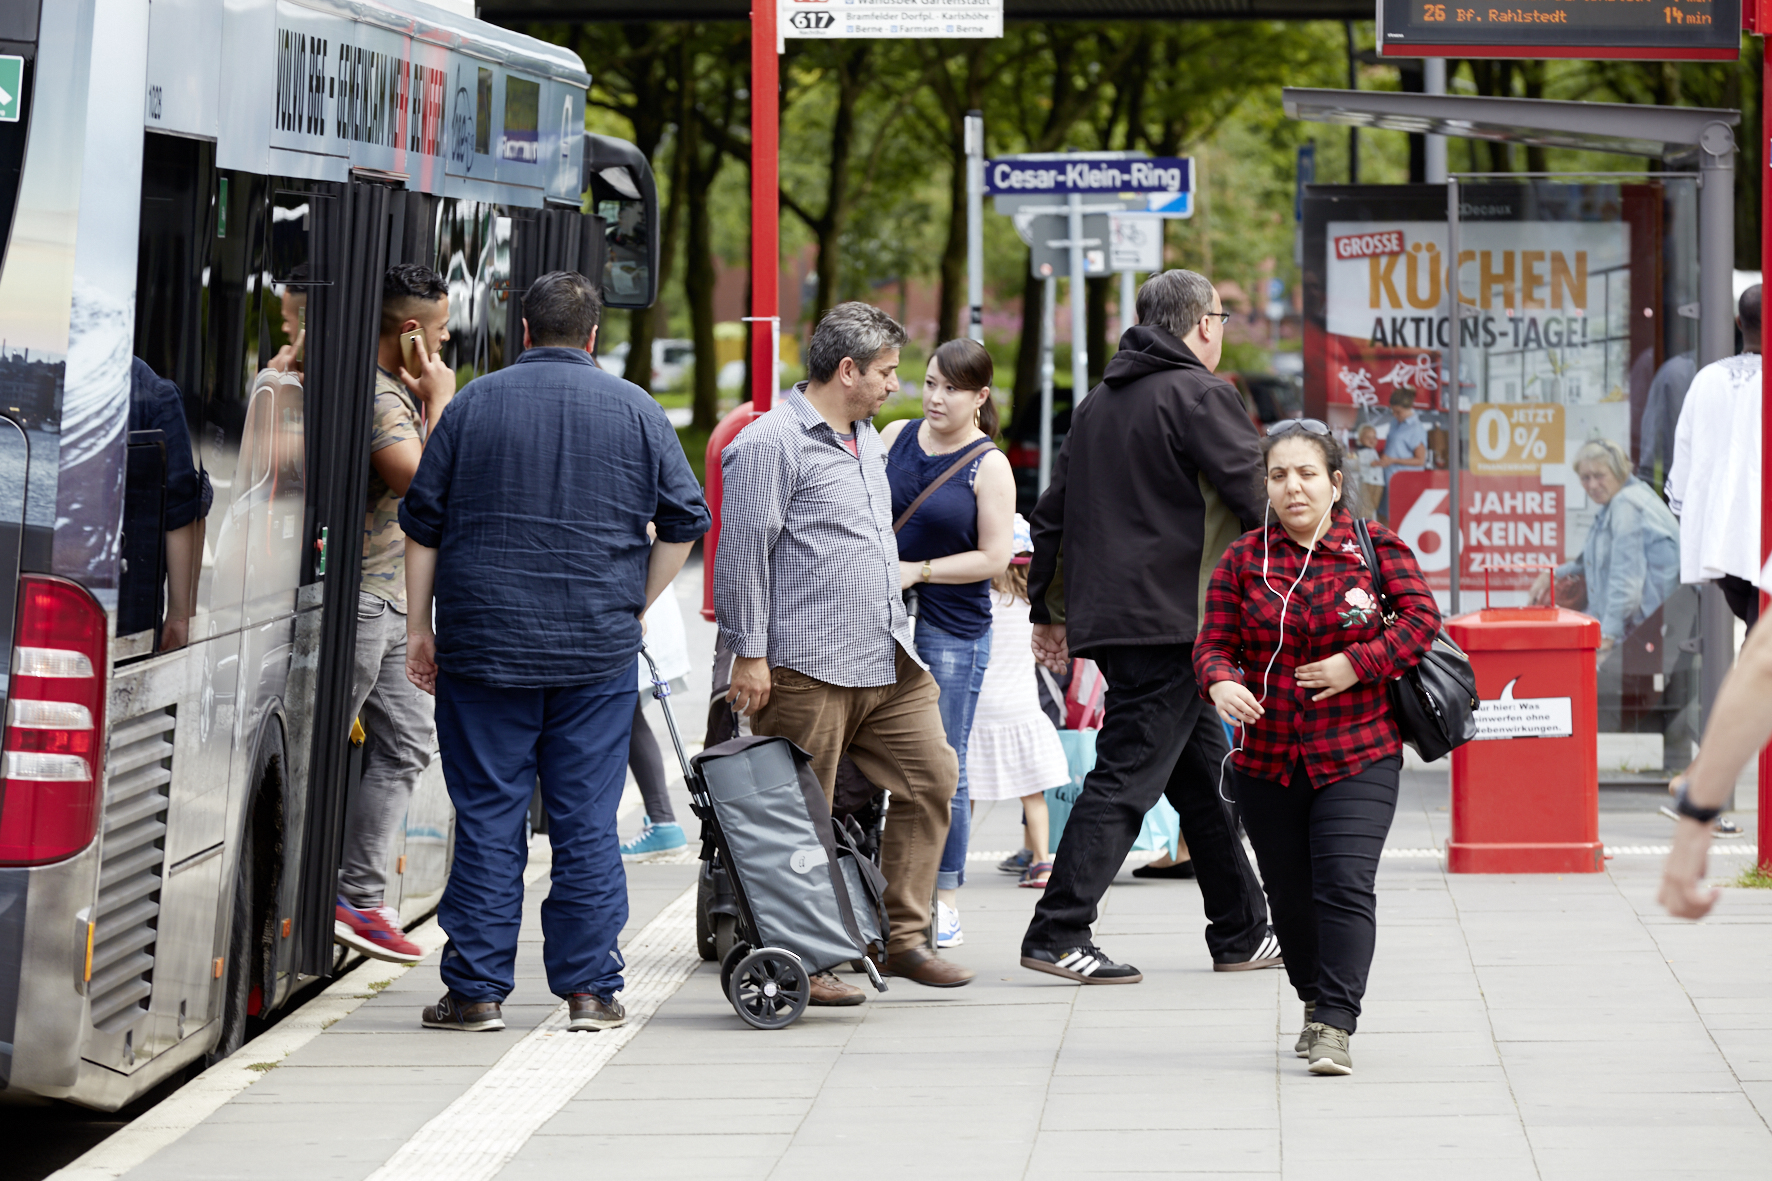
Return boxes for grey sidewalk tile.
[1515,1088,1765,1128]
[538,1098,810,1136]
[1031,1127,1280,1173]
[274,1028,525,1068]
[1276,1080,1519,1119]
[576,1062,833,1100]
[803,1082,1048,1110]
[768,1140,1028,1181]
[1527,1124,1772,1166]
[794,1102,1043,1144]
[1037,1089,1278,1131]
[499,1138,780,1181]
[1277,1113,1533,1157]
[611,1040,845,1067]
[1275,1160,1537,1181]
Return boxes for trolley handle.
[640,644,698,787]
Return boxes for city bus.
[0,0,656,1110]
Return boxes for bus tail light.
[0,576,108,865]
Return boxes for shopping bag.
[1044,729,1094,850]
[1064,658,1106,730]
[1046,728,1184,857]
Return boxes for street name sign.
[781,0,1002,38]
[986,156,1192,197]
[1377,0,1740,60]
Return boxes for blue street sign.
[985,156,1191,197]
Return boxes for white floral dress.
[966,592,1071,802]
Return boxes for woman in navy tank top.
[880,338,1016,950]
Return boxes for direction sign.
[0,56,22,123]
[1109,214,1163,272]
[1023,213,1110,280]
[1377,0,1740,60]
[985,156,1192,198]
[781,0,1002,39]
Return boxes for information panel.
[781,0,1002,39]
[1377,0,1741,60]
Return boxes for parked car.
[600,338,696,391]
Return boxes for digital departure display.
[1378,0,1741,60]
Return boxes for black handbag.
[1351,518,1481,762]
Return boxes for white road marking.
[48,847,559,1181]
[363,883,700,1181]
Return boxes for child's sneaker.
[997,848,1034,874]
[936,901,964,948]
[334,897,422,962]
[620,819,687,861]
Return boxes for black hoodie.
[1027,324,1266,654]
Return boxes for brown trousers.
[754,646,959,953]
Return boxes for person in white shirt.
[1352,424,1385,520]
[1665,285,1762,628]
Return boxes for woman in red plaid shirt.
[1194,422,1439,1077]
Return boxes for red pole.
[1760,37,1771,871]
[750,4,779,414]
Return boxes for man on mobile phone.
[332,263,457,963]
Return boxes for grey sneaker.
[1305,1023,1353,1075]
[567,992,626,1031]
[1294,1002,1317,1057]
[421,992,505,1032]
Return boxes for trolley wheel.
[719,941,752,1000]
[727,948,810,1030]
[695,871,718,962]
[713,914,738,965]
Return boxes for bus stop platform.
[54,769,1772,1181]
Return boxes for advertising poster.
[1302,184,1663,601]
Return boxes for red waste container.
[700,401,763,622]
[1444,606,1603,873]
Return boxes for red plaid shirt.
[1194,513,1441,787]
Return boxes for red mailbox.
[1444,606,1603,873]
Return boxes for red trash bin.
[1443,606,1603,873]
[700,401,763,622]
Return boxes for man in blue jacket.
[400,270,710,1034]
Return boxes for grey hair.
[1135,270,1217,340]
[1574,438,1631,484]
[806,301,908,383]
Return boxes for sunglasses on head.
[1265,418,1331,438]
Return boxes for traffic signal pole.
[750,3,780,414]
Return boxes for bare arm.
[159,517,205,652]
[1660,615,1772,918]
[404,542,438,695]
[371,438,423,498]
[898,450,1016,587]
[645,541,694,614]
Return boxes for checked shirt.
[1194,514,1441,786]
[714,386,917,688]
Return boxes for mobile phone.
[293,307,306,363]
[400,328,425,375]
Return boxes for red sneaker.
[334,897,422,962]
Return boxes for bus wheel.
[208,809,256,1066]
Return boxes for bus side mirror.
[583,134,658,310]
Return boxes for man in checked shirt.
[715,302,974,1001]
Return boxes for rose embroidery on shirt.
[1339,586,1376,627]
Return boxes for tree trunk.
[684,70,724,432]
[1013,258,1041,425]
[935,125,967,344]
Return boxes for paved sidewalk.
[103,769,1771,1181]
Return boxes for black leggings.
[629,693,674,825]
[1236,755,1400,1035]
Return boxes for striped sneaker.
[1020,942,1143,984]
[1213,928,1284,972]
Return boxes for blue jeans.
[434,668,633,1003]
[916,621,991,890]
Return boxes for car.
[599,338,696,390]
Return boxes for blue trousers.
[435,669,633,1003]
[916,620,991,891]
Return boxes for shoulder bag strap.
[1350,518,1397,625]
[892,437,998,534]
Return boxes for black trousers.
[1023,644,1269,961]
[1236,755,1401,1035]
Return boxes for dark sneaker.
[1214,928,1284,973]
[1020,943,1143,984]
[998,848,1034,874]
[566,993,626,1031]
[1305,1023,1353,1075]
[422,992,505,1032]
[1294,1001,1317,1057]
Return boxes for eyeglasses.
[1201,311,1232,324]
[1265,417,1331,437]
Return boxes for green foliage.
[1729,863,1772,889]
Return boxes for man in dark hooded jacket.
[1020,269,1280,985]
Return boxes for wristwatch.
[1672,782,1722,825]
[920,561,933,583]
